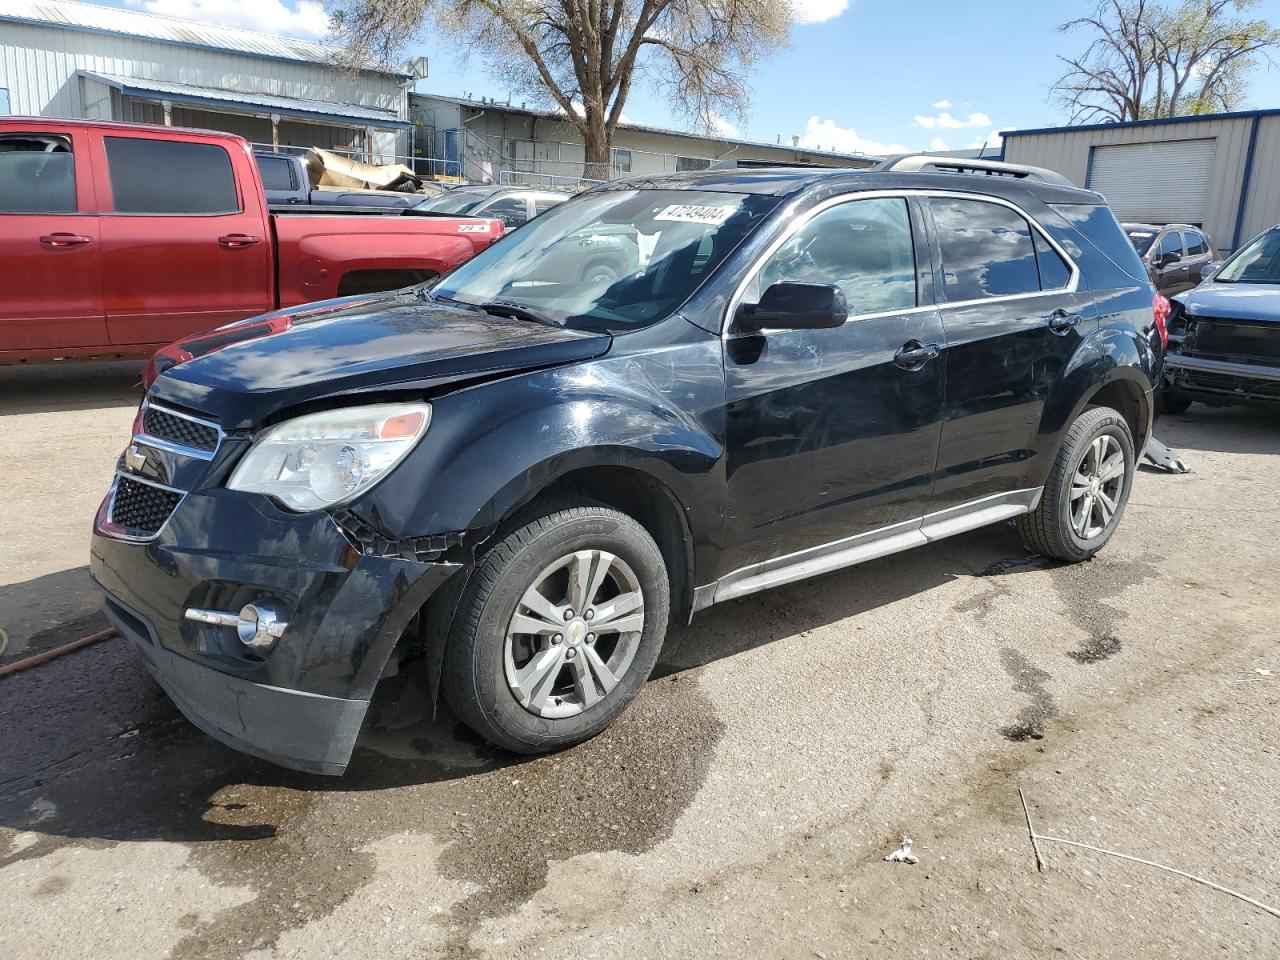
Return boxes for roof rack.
[875,154,1076,188]
[709,158,848,170]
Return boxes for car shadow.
[1154,403,1280,456]
[0,359,143,416]
[0,523,1046,855]
[0,566,108,666]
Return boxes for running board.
[694,487,1043,610]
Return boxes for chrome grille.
[142,405,220,452]
[110,476,183,535]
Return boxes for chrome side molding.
[694,487,1044,610]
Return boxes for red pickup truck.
[0,118,502,362]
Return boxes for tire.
[578,260,622,284]
[1016,406,1135,563]
[442,499,670,753]
[1158,388,1193,415]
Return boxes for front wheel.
[1017,406,1135,563]
[443,500,670,753]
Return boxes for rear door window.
[481,196,529,227]
[1034,231,1072,289]
[256,155,298,191]
[1184,231,1209,257]
[104,137,240,214]
[0,134,77,213]
[532,196,563,216]
[929,197,1040,300]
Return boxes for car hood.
[1177,282,1280,323]
[150,293,611,428]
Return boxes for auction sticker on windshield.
[654,204,735,225]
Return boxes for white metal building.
[411,92,878,188]
[0,0,413,159]
[1002,109,1280,253]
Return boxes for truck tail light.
[1152,294,1171,348]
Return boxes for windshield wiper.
[479,300,561,327]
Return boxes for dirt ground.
[1,360,1277,960]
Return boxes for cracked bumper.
[90,488,461,775]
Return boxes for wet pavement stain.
[1067,634,1122,664]
[429,673,723,957]
[1,637,723,960]
[1048,557,1154,665]
[998,648,1056,742]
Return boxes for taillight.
[1152,293,1171,348]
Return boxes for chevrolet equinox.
[91,157,1167,774]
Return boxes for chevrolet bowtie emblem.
[125,444,148,472]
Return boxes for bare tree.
[1052,0,1279,123]
[330,1,793,177]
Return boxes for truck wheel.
[1158,389,1193,415]
[443,500,669,753]
[1016,406,1135,563]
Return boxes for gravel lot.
[1,360,1277,959]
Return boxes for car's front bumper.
[1166,353,1280,403]
[90,488,459,775]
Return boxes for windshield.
[1127,230,1157,256]
[429,188,780,333]
[415,188,494,215]
[1215,228,1280,284]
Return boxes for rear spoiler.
[875,154,1076,187]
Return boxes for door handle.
[218,233,263,249]
[894,340,941,370]
[39,233,92,248]
[1047,309,1081,334]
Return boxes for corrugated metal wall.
[1002,115,1280,251]
[1238,116,1280,243]
[0,21,407,143]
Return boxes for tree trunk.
[582,120,612,182]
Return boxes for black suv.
[91,157,1165,774]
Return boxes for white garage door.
[1087,139,1217,224]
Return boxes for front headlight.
[227,403,431,511]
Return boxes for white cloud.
[710,114,742,138]
[798,116,908,157]
[914,110,993,130]
[124,0,330,39]
[929,137,950,151]
[559,99,634,124]
[968,127,1011,151]
[932,99,952,110]
[790,0,851,25]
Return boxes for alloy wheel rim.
[1069,434,1125,540]
[504,550,645,719]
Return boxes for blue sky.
[94,0,1280,153]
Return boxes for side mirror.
[1200,261,1220,281]
[1159,251,1182,268]
[735,282,848,333]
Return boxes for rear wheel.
[1017,406,1135,563]
[443,500,669,753]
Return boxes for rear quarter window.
[1047,203,1151,290]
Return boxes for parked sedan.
[412,185,568,229]
[1163,224,1280,412]
[1124,222,1219,296]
